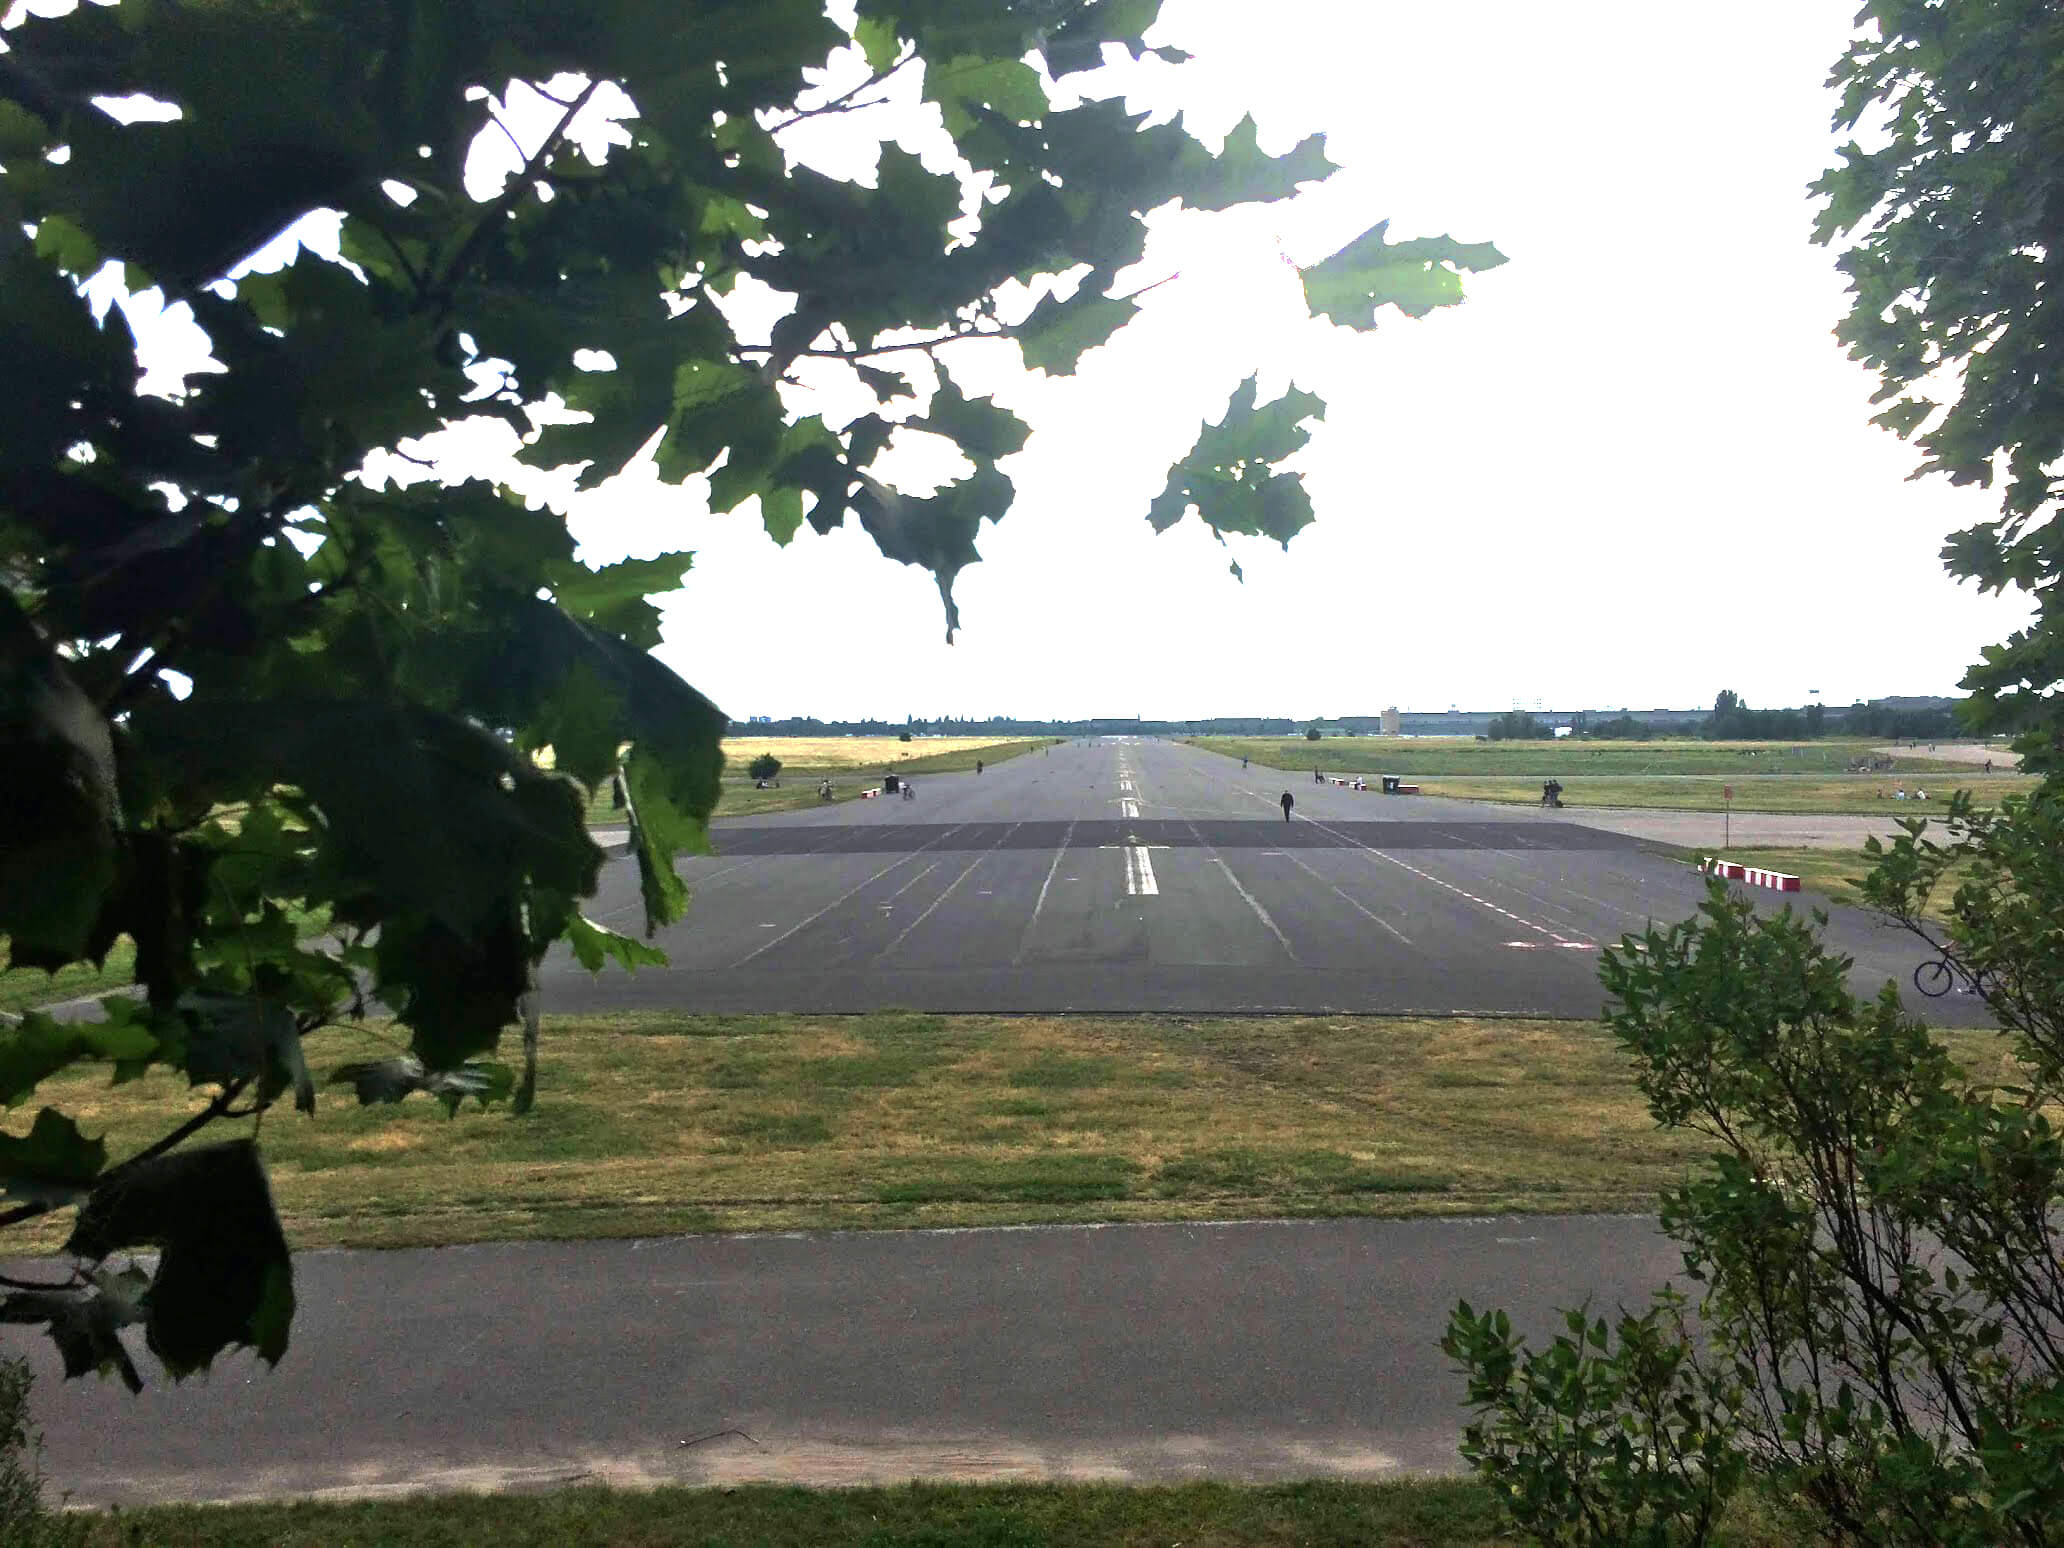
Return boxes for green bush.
[746,753,782,782]
[0,1357,84,1548]
[1449,790,2064,1545]
[1305,727,1322,741]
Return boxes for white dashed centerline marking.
[1125,844,1160,896]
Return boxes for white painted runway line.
[876,820,1026,960]
[1274,848,1413,946]
[1207,856,1296,958]
[879,855,986,958]
[1248,795,1590,950]
[1014,818,1078,964]
[877,861,942,908]
[728,823,969,966]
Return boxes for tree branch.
[738,324,1010,361]
[435,80,601,303]
[766,51,913,132]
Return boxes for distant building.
[1381,705,1400,736]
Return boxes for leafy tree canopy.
[1813,0,2064,769]
[0,0,1500,1383]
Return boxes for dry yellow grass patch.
[722,735,1044,769]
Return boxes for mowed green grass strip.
[1396,773,2028,813]
[3,1013,2021,1254]
[69,1477,1806,1547]
[1192,737,2031,813]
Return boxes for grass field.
[2,1012,2021,1254]
[1193,735,2002,778]
[1397,774,2026,814]
[1192,736,2028,813]
[586,735,1059,822]
[65,1477,1807,1547]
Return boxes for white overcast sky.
[29,0,2035,721]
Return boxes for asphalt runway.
[546,737,1981,1024]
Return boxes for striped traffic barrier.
[1701,857,1801,892]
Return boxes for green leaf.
[925,55,1049,136]
[1301,221,1508,326]
[1148,375,1325,547]
[762,485,806,545]
[67,1138,294,1376]
[550,552,695,649]
[176,992,314,1115]
[918,367,1029,460]
[327,1054,513,1113]
[1017,285,1137,374]
[0,1011,159,1108]
[854,362,914,403]
[850,465,1012,639]
[0,1263,148,1392]
[854,14,903,74]
[0,1106,107,1206]
[1180,116,1337,212]
[565,914,670,974]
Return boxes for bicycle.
[1913,957,1960,998]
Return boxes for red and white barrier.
[859,787,883,799]
[1702,857,1801,892]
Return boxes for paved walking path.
[9,1215,1681,1505]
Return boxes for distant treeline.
[734,698,1966,743]
[1525,697,1963,743]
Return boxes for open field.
[64,1477,1802,1547]
[585,735,1058,821]
[1192,735,2001,778]
[1190,738,2027,813]
[2,1012,2021,1254]
[1398,773,2028,813]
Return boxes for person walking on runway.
[1280,790,1294,822]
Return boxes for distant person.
[1895,786,1908,800]
[1985,758,1993,774]
[1280,791,1294,822]
[902,780,916,801]
[1313,768,1322,783]
[1916,788,1927,801]
[1241,757,1248,769]
[976,759,984,775]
